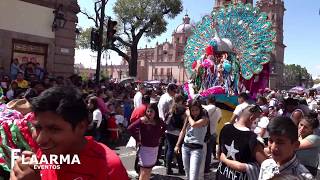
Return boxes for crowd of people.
[1,68,320,180]
[126,85,320,180]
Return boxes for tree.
[111,0,183,77]
[80,0,108,83]
[76,28,91,49]
[283,64,313,89]
[79,0,183,77]
[313,78,320,85]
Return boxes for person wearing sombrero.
[6,98,32,115]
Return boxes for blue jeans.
[205,134,217,172]
[182,144,203,180]
[165,133,184,172]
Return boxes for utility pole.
[95,0,106,84]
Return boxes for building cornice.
[20,0,80,14]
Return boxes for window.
[160,68,164,75]
[12,39,48,69]
[154,68,158,75]
[167,68,171,75]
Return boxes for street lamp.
[52,4,67,32]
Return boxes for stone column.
[52,0,79,77]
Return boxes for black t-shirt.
[216,124,260,180]
[166,104,186,130]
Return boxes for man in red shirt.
[10,86,128,180]
[130,95,150,124]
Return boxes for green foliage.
[79,71,89,81]
[76,28,92,49]
[283,64,313,88]
[313,78,320,85]
[112,0,182,76]
[101,69,109,79]
[113,0,182,39]
[79,0,183,76]
[76,27,109,50]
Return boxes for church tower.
[214,0,253,8]
[172,13,193,62]
[257,0,286,89]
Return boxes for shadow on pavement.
[150,174,184,180]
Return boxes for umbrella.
[289,86,305,94]
[146,80,161,84]
[119,77,135,84]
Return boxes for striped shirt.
[245,162,260,180]
[258,155,314,180]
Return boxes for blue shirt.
[10,63,20,75]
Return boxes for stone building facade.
[0,0,79,77]
[257,0,286,89]
[126,0,285,88]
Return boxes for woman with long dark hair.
[296,116,320,176]
[175,99,209,180]
[128,103,166,180]
[165,94,186,175]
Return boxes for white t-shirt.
[202,104,222,135]
[157,93,173,121]
[254,116,270,138]
[308,100,318,111]
[92,109,103,128]
[133,91,143,108]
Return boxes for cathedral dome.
[175,14,193,34]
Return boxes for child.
[258,116,313,180]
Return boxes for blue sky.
[77,0,320,78]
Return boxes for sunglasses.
[249,105,263,114]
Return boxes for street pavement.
[114,144,320,180]
[115,145,219,180]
